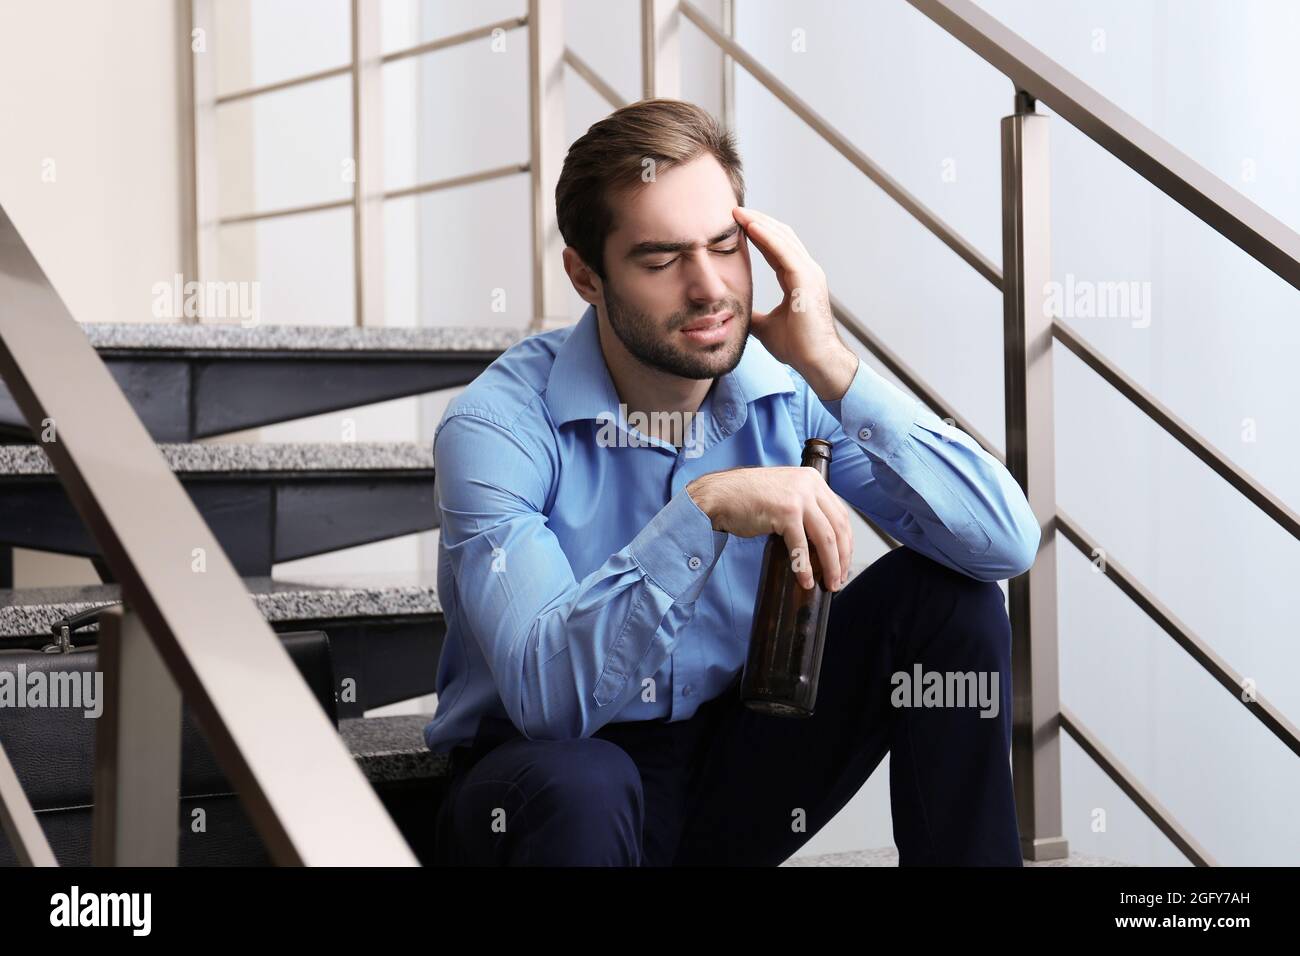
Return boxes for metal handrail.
[674,0,1300,546]
[219,163,532,227]
[1053,319,1300,542]
[215,63,351,107]
[382,162,531,203]
[679,0,1002,290]
[837,296,1300,759]
[1057,510,1300,759]
[676,0,1300,544]
[1059,705,1217,866]
[0,205,417,866]
[832,295,1002,457]
[214,15,529,106]
[843,291,1300,546]
[380,14,528,66]
[175,0,1296,865]
[565,48,628,110]
[665,3,1299,862]
[906,0,1300,294]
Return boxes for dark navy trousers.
[432,545,1024,866]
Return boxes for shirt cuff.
[819,357,918,460]
[627,487,729,604]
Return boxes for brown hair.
[555,98,745,280]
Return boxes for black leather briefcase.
[0,621,338,866]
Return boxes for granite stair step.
[0,441,437,578]
[0,571,444,717]
[0,322,520,442]
[342,713,446,783]
[780,847,1132,866]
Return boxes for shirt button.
[858,426,873,441]
[687,555,702,571]
[682,684,693,697]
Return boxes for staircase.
[0,320,516,865]
[0,318,1135,866]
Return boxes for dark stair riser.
[0,351,498,442]
[0,777,449,866]
[0,614,445,719]
[0,630,449,866]
[0,472,437,577]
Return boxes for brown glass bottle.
[740,438,834,718]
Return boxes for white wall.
[0,0,188,588]
[0,0,187,325]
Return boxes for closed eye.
[645,245,741,272]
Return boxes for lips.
[680,311,733,333]
[678,312,733,347]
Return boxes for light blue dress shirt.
[423,304,1040,754]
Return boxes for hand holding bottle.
[685,463,853,592]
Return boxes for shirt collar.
[544,303,794,427]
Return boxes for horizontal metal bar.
[1059,705,1215,866]
[1053,319,1300,543]
[680,0,1002,290]
[832,294,1004,460]
[219,197,353,227]
[563,47,627,110]
[220,164,530,226]
[0,738,57,866]
[383,162,530,202]
[1057,508,1300,760]
[214,15,528,108]
[216,64,351,106]
[835,294,1299,758]
[381,14,528,65]
[906,0,1300,294]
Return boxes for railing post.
[1001,90,1069,862]
[720,0,736,132]
[351,0,385,327]
[181,0,218,314]
[529,0,568,331]
[641,0,682,99]
[92,604,183,866]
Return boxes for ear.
[562,247,603,306]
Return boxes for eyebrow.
[625,223,741,258]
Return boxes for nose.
[682,249,731,307]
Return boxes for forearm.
[817,360,1041,581]
[473,489,728,740]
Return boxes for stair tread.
[82,322,521,354]
[780,847,1132,867]
[342,713,446,782]
[0,440,434,476]
[0,571,441,639]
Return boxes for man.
[426,98,1040,866]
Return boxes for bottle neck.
[801,445,831,477]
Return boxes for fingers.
[815,481,854,589]
[801,504,842,592]
[773,470,852,592]
[734,207,809,280]
[778,520,815,592]
[737,207,806,252]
